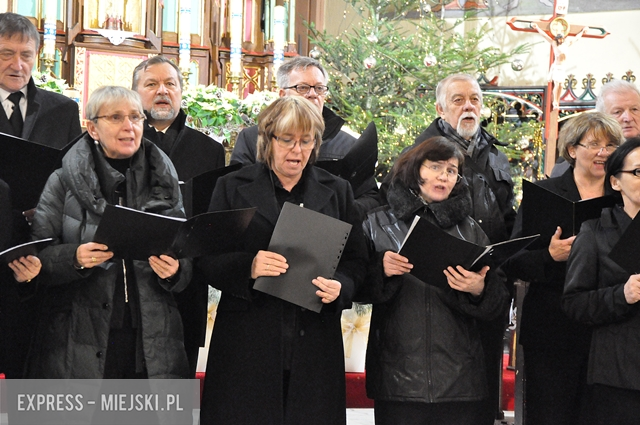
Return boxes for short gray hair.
[86,86,144,121]
[0,12,40,52]
[276,56,328,89]
[596,80,640,112]
[435,74,483,111]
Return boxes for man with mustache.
[132,56,225,378]
[409,73,516,425]
[132,55,225,182]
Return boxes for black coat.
[361,181,509,403]
[504,167,593,349]
[197,163,368,425]
[563,206,640,390]
[28,134,191,379]
[143,109,225,183]
[0,78,82,148]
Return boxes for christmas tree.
[307,0,538,180]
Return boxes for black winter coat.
[361,181,510,403]
[197,163,368,425]
[28,134,191,379]
[563,206,640,390]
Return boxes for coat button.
[299,330,305,337]
[102,303,109,309]
[96,351,103,358]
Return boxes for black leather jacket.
[563,206,640,390]
[361,181,509,402]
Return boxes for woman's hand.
[9,255,41,283]
[75,242,113,268]
[548,226,576,262]
[623,274,640,304]
[444,265,489,296]
[251,250,288,279]
[313,277,341,304]
[382,251,413,277]
[149,255,179,280]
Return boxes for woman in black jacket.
[197,96,367,425]
[563,137,640,425]
[504,112,624,425]
[361,136,509,425]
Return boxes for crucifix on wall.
[507,0,609,176]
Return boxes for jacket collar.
[22,78,40,139]
[387,178,472,228]
[236,163,337,226]
[322,106,345,141]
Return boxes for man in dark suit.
[133,55,225,377]
[0,13,81,147]
[0,13,80,379]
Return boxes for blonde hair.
[559,112,624,166]
[256,97,324,169]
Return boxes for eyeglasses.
[274,136,316,151]
[576,142,618,154]
[618,169,640,177]
[92,113,146,124]
[421,163,462,182]
[282,84,329,96]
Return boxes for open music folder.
[0,132,75,211]
[399,216,538,290]
[0,238,53,264]
[315,121,378,196]
[180,163,242,217]
[521,180,616,248]
[93,204,256,260]
[253,202,352,313]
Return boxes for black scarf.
[387,179,472,229]
[437,118,487,160]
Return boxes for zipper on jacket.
[118,193,129,303]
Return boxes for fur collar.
[387,179,472,228]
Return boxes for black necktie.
[8,92,23,137]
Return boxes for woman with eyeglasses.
[360,136,509,425]
[563,137,640,425]
[503,111,624,425]
[197,96,367,425]
[27,86,191,379]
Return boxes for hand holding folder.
[521,180,615,248]
[0,238,53,265]
[399,216,538,290]
[253,202,352,313]
[93,204,256,260]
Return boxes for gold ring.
[26,279,32,283]
[266,264,270,270]
[92,256,96,263]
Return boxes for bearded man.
[132,55,225,182]
[409,73,516,425]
